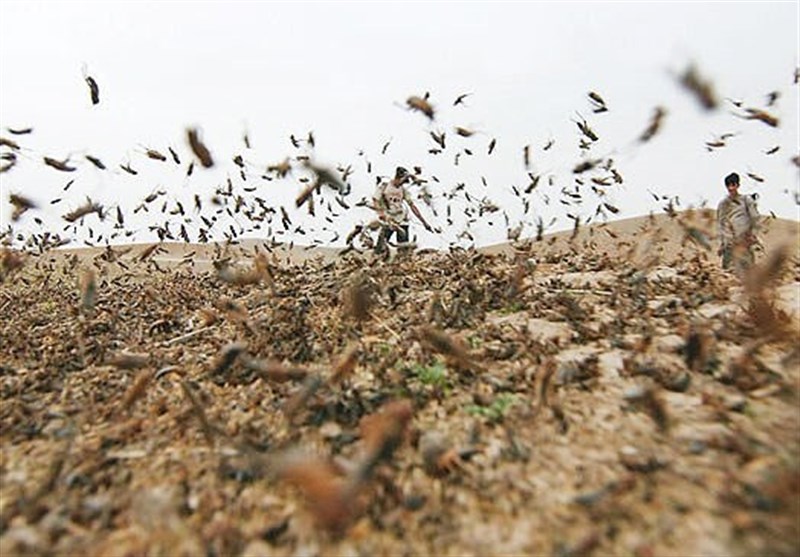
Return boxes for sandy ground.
[1,209,798,557]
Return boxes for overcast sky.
[1,1,798,250]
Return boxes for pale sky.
[1,0,798,250]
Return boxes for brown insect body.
[63,198,104,222]
[44,157,76,172]
[146,149,167,161]
[678,63,718,110]
[187,128,214,168]
[9,194,37,221]
[407,95,435,120]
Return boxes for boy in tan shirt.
[717,172,760,274]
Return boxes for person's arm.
[408,200,432,231]
[746,195,760,232]
[744,195,761,246]
[716,201,730,252]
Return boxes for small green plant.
[466,334,483,349]
[498,300,526,315]
[410,359,450,391]
[466,393,518,422]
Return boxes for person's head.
[395,166,409,180]
[724,172,740,196]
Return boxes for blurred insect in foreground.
[1,248,26,283]
[211,342,248,376]
[677,62,718,110]
[79,268,97,312]
[267,157,291,178]
[277,399,413,532]
[9,193,37,221]
[736,107,780,128]
[63,197,104,223]
[624,385,669,432]
[406,93,435,120]
[187,127,214,168]
[295,160,349,208]
[0,157,17,173]
[420,431,471,476]
[639,106,667,143]
[417,325,482,371]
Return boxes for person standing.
[717,172,760,274]
[372,166,432,255]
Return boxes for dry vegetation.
[1,211,799,557]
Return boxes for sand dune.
[46,209,798,270]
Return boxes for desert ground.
[1,209,799,556]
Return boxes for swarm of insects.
[1,73,799,557]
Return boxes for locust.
[43,156,76,172]
[678,63,718,110]
[187,127,214,167]
[406,94,435,120]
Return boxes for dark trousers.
[721,240,755,275]
[375,224,409,254]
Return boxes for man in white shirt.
[372,167,432,256]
